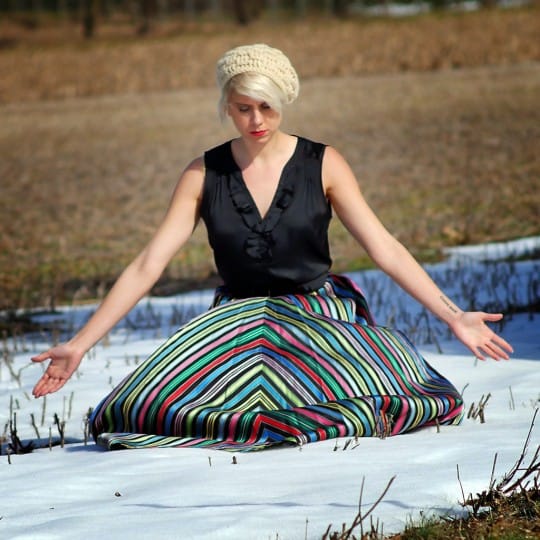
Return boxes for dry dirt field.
[1,8,539,311]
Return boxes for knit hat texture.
[216,43,299,104]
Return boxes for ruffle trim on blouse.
[227,144,299,262]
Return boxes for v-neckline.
[229,136,300,222]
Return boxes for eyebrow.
[231,99,269,107]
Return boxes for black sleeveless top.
[200,136,332,297]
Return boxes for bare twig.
[456,464,466,506]
[489,453,498,492]
[467,393,491,423]
[53,413,65,448]
[459,409,539,516]
[497,409,539,496]
[68,391,74,420]
[375,412,393,439]
[344,475,396,539]
[508,385,515,411]
[40,395,47,427]
[8,412,34,455]
[322,475,395,539]
[30,413,41,439]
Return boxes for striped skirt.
[91,274,463,451]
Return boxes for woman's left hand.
[449,312,513,361]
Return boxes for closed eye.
[235,103,272,113]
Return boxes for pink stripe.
[227,411,243,437]
[296,407,347,437]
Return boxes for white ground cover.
[1,237,538,540]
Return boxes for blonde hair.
[218,72,287,122]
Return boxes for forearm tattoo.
[440,295,459,314]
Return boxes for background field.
[1,7,539,312]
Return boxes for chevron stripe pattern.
[91,275,463,451]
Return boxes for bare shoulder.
[322,145,345,163]
[174,156,205,199]
[184,156,205,174]
[182,156,205,181]
[321,145,358,195]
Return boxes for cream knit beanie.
[216,44,299,104]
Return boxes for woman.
[32,44,512,451]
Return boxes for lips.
[250,130,268,137]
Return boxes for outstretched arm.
[322,146,513,361]
[32,158,205,397]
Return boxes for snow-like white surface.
[1,238,538,540]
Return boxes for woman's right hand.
[31,343,84,398]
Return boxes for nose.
[251,109,263,126]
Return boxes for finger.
[492,334,513,354]
[472,346,486,362]
[480,330,513,360]
[33,386,47,398]
[482,338,512,361]
[44,378,67,394]
[33,375,66,397]
[482,312,504,323]
[490,342,510,360]
[33,378,49,398]
[33,374,54,397]
[482,343,505,361]
[31,351,52,363]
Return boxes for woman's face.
[227,91,282,142]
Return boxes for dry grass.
[1,7,539,103]
[386,497,540,539]
[0,8,539,311]
[323,414,540,539]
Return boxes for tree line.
[1,0,504,38]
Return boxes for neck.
[234,131,289,165]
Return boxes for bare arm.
[322,146,513,361]
[32,158,205,396]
